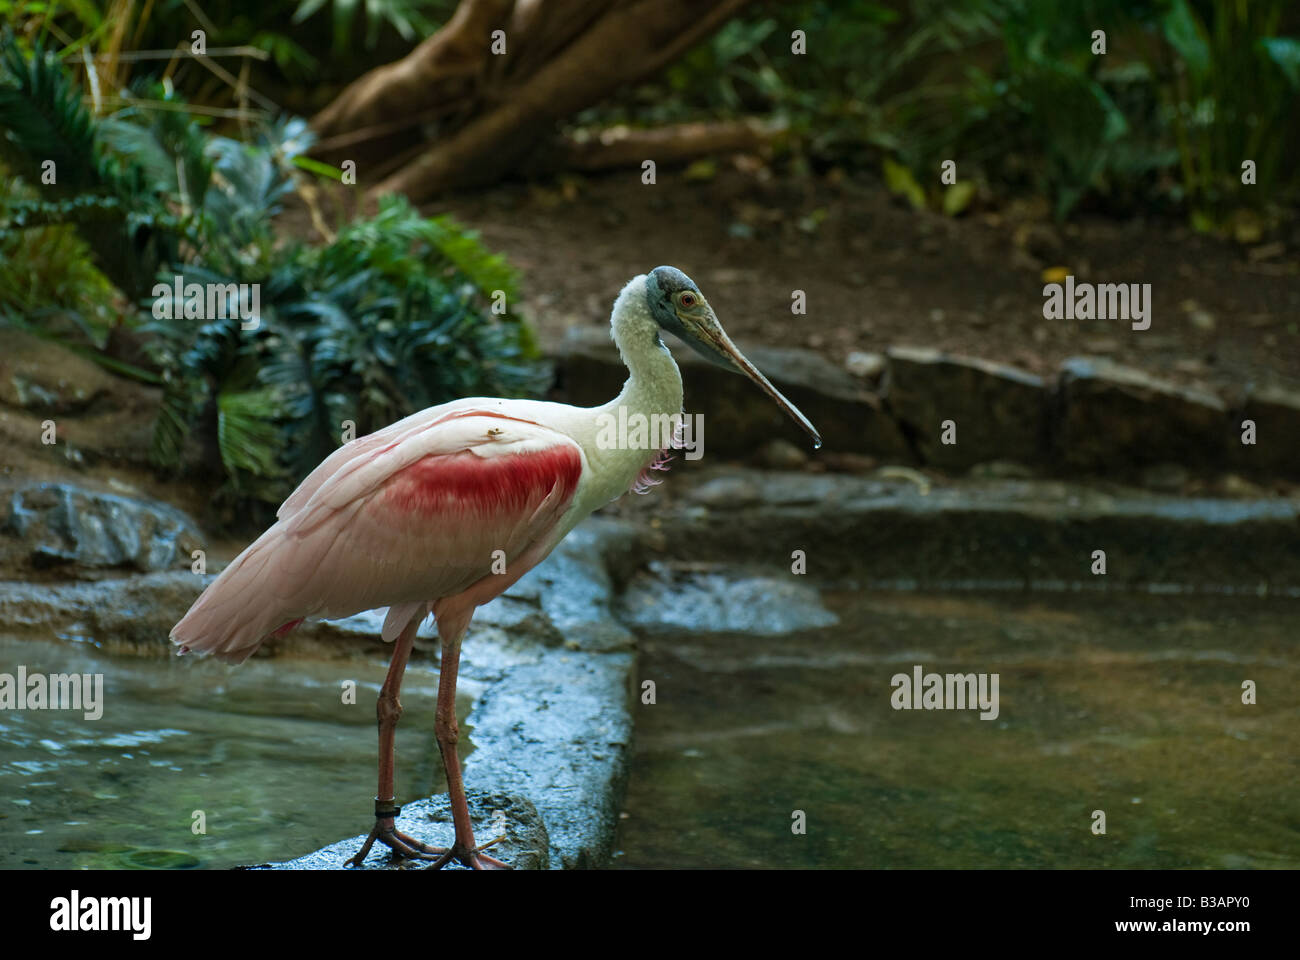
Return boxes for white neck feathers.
[604,274,684,421]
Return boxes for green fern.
[423,215,521,308]
[217,387,289,483]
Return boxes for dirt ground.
[409,165,1299,394]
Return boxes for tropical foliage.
[0,30,543,514]
[578,0,1300,227]
[9,0,1295,228]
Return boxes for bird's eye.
[679,293,696,307]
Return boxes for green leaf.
[942,180,976,216]
[683,158,717,181]
[883,157,926,210]
[1260,37,1300,90]
[0,30,104,193]
[97,118,180,194]
[292,0,330,24]
[1162,0,1211,79]
[217,387,286,480]
[292,154,343,181]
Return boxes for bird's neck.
[568,276,684,509]
[603,275,684,425]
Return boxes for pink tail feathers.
[170,528,301,664]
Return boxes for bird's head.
[645,265,821,448]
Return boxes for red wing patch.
[270,618,304,639]
[381,445,583,518]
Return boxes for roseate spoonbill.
[171,266,820,869]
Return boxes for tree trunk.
[310,0,757,203]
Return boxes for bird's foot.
[428,835,511,871]
[345,803,511,870]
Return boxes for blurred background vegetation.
[1,0,1296,509]
[584,0,1299,227]
[0,4,540,511]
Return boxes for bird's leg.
[432,631,510,870]
[346,620,509,869]
[347,617,443,867]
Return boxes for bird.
[170,265,820,869]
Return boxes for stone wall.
[552,328,1300,480]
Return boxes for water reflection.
[0,637,454,869]
[614,589,1300,869]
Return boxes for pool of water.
[0,636,465,869]
[4,585,1296,870]
[613,589,1300,868]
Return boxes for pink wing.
[171,410,584,663]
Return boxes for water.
[613,589,1300,868]
[3,586,1296,870]
[0,636,465,869]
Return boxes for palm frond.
[216,387,287,482]
[0,31,107,194]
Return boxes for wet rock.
[844,351,886,380]
[514,521,639,654]
[872,465,933,494]
[884,346,1048,470]
[1230,383,1300,478]
[658,465,1300,589]
[461,522,638,868]
[276,525,641,868]
[302,523,640,869]
[552,326,912,461]
[1218,474,1271,499]
[1058,357,1227,472]
[276,521,639,870]
[313,592,566,659]
[248,792,549,870]
[2,483,204,574]
[690,470,842,507]
[617,561,838,634]
[0,571,203,652]
[0,518,641,869]
[687,473,764,508]
[0,567,444,660]
[472,594,562,643]
[463,642,633,869]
